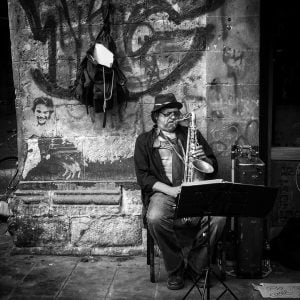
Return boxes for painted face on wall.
[156,108,181,133]
[34,104,51,125]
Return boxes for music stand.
[176,181,278,300]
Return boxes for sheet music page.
[181,179,224,186]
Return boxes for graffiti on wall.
[209,119,259,157]
[17,0,259,180]
[19,0,229,99]
[123,0,225,98]
[18,0,258,107]
[19,0,93,99]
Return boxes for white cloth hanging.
[93,43,114,68]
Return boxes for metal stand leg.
[182,215,240,300]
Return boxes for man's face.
[156,107,181,132]
[35,104,51,125]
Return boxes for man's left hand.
[191,144,206,160]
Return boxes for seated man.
[134,93,226,290]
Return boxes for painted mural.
[22,96,82,180]
[11,0,260,181]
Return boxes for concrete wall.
[7,0,260,254]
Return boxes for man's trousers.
[147,192,226,275]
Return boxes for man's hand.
[166,186,181,198]
[191,144,206,159]
[153,182,181,198]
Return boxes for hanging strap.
[100,0,113,128]
[102,66,114,127]
[102,66,114,112]
[95,0,112,41]
[160,131,185,164]
[159,131,185,185]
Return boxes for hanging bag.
[73,0,129,127]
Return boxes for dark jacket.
[134,125,218,208]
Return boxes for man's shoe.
[167,274,184,290]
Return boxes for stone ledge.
[11,245,146,256]
[12,185,122,207]
[14,190,48,205]
[17,180,138,191]
[53,190,121,205]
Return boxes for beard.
[162,121,177,132]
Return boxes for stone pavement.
[1,222,300,300]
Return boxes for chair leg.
[147,229,155,283]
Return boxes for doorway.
[260,1,300,232]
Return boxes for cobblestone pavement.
[1,222,300,300]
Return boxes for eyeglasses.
[159,111,182,118]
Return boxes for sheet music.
[181,179,224,186]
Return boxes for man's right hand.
[153,182,181,198]
[166,186,181,198]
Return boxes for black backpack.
[73,3,129,127]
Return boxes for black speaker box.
[234,157,265,278]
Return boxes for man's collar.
[152,126,178,147]
[154,126,176,137]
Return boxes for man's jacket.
[134,125,218,208]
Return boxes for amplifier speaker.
[234,152,265,278]
[236,216,264,278]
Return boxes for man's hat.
[151,93,182,122]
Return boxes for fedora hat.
[151,93,182,122]
[152,93,182,113]
[151,93,182,123]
